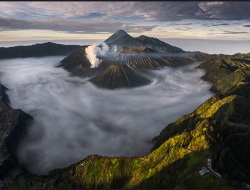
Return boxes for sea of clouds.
[0,56,213,175]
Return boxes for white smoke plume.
[85,42,110,68]
[99,42,109,56]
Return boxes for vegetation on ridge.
[197,53,250,92]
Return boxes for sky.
[1,1,250,42]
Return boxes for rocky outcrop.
[0,84,33,180]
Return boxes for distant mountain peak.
[138,35,147,38]
[136,35,151,41]
[114,30,129,35]
[103,30,132,45]
[105,31,184,53]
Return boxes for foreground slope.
[89,64,151,89]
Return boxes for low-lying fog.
[0,56,213,175]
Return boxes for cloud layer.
[0,56,213,175]
[0,17,156,34]
[0,1,250,36]
[2,1,250,22]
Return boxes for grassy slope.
[197,53,250,92]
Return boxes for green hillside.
[197,54,250,92]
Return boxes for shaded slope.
[89,64,151,89]
[0,42,86,59]
[58,47,91,70]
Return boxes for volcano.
[58,45,194,78]
[111,47,193,70]
[103,30,133,45]
[89,64,151,89]
[103,30,184,53]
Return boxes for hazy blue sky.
[1,1,250,42]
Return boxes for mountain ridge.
[104,30,184,53]
[0,42,86,59]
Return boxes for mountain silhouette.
[0,42,86,59]
[103,30,132,45]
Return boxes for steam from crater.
[85,42,110,68]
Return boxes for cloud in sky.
[221,30,248,34]
[211,23,229,26]
[67,13,107,20]
[2,2,250,22]
[25,1,250,21]
[0,2,64,20]
[0,1,250,40]
[170,23,193,26]
[0,17,156,34]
